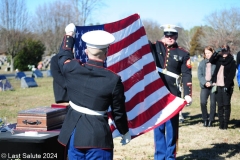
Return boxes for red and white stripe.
[104,14,187,138]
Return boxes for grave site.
[0,59,68,160]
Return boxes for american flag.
[74,14,187,139]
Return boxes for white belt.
[156,67,180,79]
[156,67,182,92]
[69,101,106,116]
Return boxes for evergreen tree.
[189,27,203,56]
[14,39,45,71]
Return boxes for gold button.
[165,64,168,66]
[66,45,68,47]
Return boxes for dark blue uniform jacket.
[57,43,129,149]
[149,41,192,97]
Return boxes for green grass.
[0,77,55,123]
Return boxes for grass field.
[0,62,240,160]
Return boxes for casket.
[16,106,67,131]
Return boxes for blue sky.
[26,0,240,30]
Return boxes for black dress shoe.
[203,120,208,127]
[208,121,213,127]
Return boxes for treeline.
[0,0,103,71]
[0,0,240,71]
[144,7,240,57]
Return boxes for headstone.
[0,75,13,91]
[2,80,13,91]
[21,77,38,88]
[0,75,6,80]
[16,72,26,79]
[32,70,43,78]
[0,75,5,91]
[0,81,3,91]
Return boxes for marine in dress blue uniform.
[57,26,131,160]
[149,24,192,160]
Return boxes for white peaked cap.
[160,24,182,33]
[81,30,115,49]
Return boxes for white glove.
[65,23,76,36]
[120,131,131,145]
[184,95,192,106]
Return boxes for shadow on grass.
[179,112,202,127]
[177,142,240,160]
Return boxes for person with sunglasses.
[149,24,192,160]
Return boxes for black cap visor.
[164,31,178,36]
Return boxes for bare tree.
[32,0,104,55]
[200,7,240,54]
[177,29,193,52]
[32,0,76,55]
[142,19,163,42]
[72,0,104,25]
[0,0,28,71]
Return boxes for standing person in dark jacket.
[149,24,192,160]
[50,23,75,104]
[198,46,216,127]
[57,25,131,160]
[209,44,236,130]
